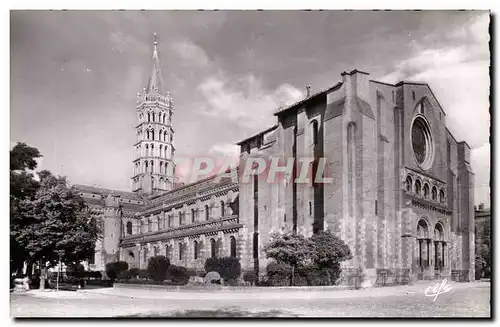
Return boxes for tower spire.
[146,32,164,94]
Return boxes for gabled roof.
[273,82,343,117]
[394,81,447,116]
[236,125,278,146]
[73,184,143,201]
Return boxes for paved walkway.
[70,280,485,301]
[11,281,490,317]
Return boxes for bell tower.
[132,33,175,195]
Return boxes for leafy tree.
[310,230,352,268]
[475,216,491,277]
[12,171,100,288]
[263,231,314,267]
[146,255,170,281]
[263,230,353,286]
[105,261,129,281]
[10,143,42,274]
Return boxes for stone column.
[136,244,143,269]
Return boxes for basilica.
[76,36,475,283]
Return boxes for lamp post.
[56,255,61,292]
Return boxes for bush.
[204,257,241,282]
[137,269,149,280]
[146,255,170,282]
[303,266,331,286]
[66,264,86,278]
[118,270,132,280]
[166,265,190,285]
[266,261,292,286]
[89,271,103,279]
[243,271,257,285]
[129,268,140,277]
[105,261,129,281]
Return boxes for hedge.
[204,257,241,282]
[105,261,129,281]
[146,256,170,282]
[165,265,190,285]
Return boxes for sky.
[10,10,491,207]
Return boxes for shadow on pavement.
[122,307,300,317]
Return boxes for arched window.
[205,205,209,220]
[194,241,199,260]
[151,129,155,140]
[405,176,412,192]
[210,238,217,258]
[157,217,161,231]
[168,214,172,227]
[154,246,159,256]
[179,243,184,260]
[159,161,163,174]
[148,219,152,232]
[439,189,445,203]
[152,112,155,122]
[159,145,163,158]
[144,161,148,174]
[311,120,319,145]
[230,236,237,258]
[126,221,132,235]
[414,180,421,195]
[146,130,150,140]
[143,247,147,264]
[191,208,196,223]
[147,112,151,122]
[423,183,430,199]
[150,160,154,173]
[220,201,225,217]
[432,187,437,201]
[164,131,167,143]
[151,144,154,157]
[179,212,183,225]
[163,113,166,124]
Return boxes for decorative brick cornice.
[411,199,452,216]
[120,215,241,246]
[142,183,238,215]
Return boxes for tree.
[12,170,100,288]
[263,231,314,267]
[310,230,352,268]
[146,255,170,281]
[475,217,491,278]
[105,261,129,281]
[10,143,42,274]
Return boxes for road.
[10,282,491,318]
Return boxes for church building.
[75,35,475,283]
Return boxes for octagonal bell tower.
[132,33,175,195]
